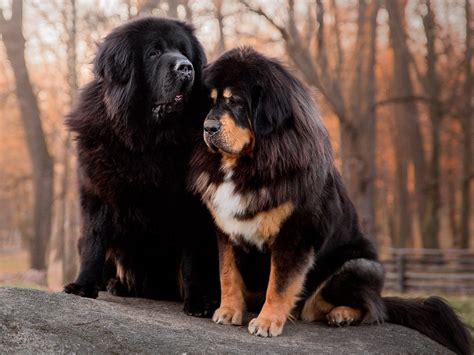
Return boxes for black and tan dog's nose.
[204,119,221,135]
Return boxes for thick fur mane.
[190,47,335,208]
[249,60,334,204]
[66,80,188,151]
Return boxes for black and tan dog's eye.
[228,96,242,106]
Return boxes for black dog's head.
[202,47,293,157]
[94,17,206,123]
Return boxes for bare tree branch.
[241,0,288,40]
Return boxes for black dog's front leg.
[64,233,105,298]
[181,204,220,317]
[181,238,220,317]
[64,192,110,298]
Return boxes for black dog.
[189,47,472,353]
[64,17,219,317]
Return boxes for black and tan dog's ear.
[251,80,291,136]
[94,32,134,84]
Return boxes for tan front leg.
[212,232,245,326]
[248,253,313,337]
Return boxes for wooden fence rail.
[381,248,474,295]
[0,229,22,254]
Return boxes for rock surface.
[0,287,451,354]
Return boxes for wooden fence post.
[396,250,406,293]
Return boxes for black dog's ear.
[194,39,207,69]
[251,80,292,136]
[94,32,134,84]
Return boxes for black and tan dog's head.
[202,47,293,157]
[202,86,255,156]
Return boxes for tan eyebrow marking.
[223,87,232,98]
[211,88,218,102]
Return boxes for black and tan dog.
[189,47,471,354]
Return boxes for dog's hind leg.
[302,258,386,326]
[300,282,335,322]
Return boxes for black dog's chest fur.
[80,137,187,194]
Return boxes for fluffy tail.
[383,296,472,355]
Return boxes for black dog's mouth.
[151,73,194,120]
[152,93,187,119]
[154,92,185,107]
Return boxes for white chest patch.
[213,181,246,218]
[205,172,294,249]
[209,179,266,248]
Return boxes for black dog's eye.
[149,50,161,58]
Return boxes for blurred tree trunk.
[168,0,192,21]
[244,0,380,241]
[60,0,79,283]
[214,0,226,54]
[419,0,441,248]
[138,0,160,15]
[446,132,459,244]
[459,0,472,248]
[182,0,192,23]
[386,0,435,248]
[342,0,379,240]
[0,1,54,272]
[138,0,192,21]
[168,0,179,18]
[390,112,412,248]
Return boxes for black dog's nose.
[204,119,221,135]
[175,59,193,77]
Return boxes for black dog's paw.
[184,295,219,318]
[106,278,131,297]
[64,282,99,299]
